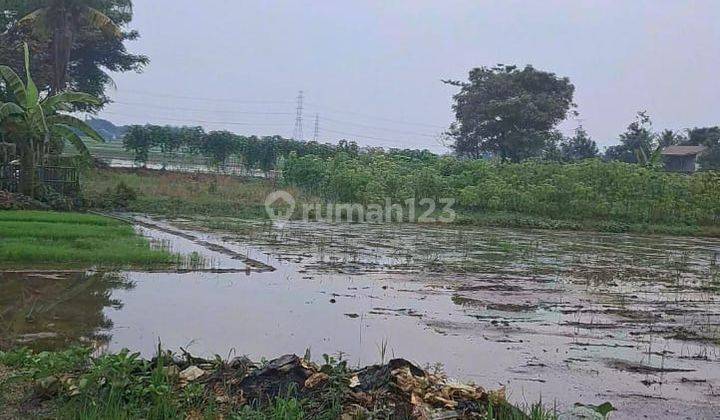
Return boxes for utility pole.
[313,113,319,141]
[292,90,304,141]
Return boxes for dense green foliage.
[559,127,599,161]
[0,0,147,106]
[0,210,177,266]
[283,152,720,226]
[605,111,657,164]
[688,126,720,170]
[0,43,105,195]
[445,65,575,161]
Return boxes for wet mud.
[2,217,719,419]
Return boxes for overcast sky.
[99,0,720,152]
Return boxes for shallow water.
[2,217,719,419]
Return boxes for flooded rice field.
[2,217,720,418]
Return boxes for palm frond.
[0,102,24,121]
[17,7,49,34]
[0,66,27,106]
[84,8,122,38]
[51,124,92,161]
[23,43,39,108]
[42,92,101,114]
[47,114,105,144]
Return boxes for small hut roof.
[661,145,707,156]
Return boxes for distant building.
[661,145,707,173]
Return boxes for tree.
[560,126,599,161]
[685,126,720,147]
[0,43,104,195]
[0,0,147,108]
[122,125,154,166]
[658,129,684,148]
[444,64,575,162]
[200,131,241,168]
[605,111,656,163]
[685,126,720,170]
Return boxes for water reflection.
[0,271,134,350]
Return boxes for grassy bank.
[83,168,282,218]
[82,166,720,237]
[0,211,177,268]
[0,346,555,420]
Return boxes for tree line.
[120,64,719,172]
[281,151,720,228]
[119,124,447,173]
[122,125,356,172]
[444,65,720,169]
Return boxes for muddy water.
[2,218,719,419]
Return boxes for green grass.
[454,210,720,237]
[0,211,178,268]
[0,210,123,226]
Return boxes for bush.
[282,154,720,226]
[84,181,139,210]
[37,185,74,211]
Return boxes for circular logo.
[264,190,296,224]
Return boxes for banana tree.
[18,0,124,93]
[0,43,104,195]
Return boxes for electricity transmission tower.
[292,90,304,141]
[313,113,319,141]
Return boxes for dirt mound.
[178,353,520,419]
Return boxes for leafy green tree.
[0,0,147,107]
[658,129,684,148]
[560,127,599,161]
[200,131,241,168]
[177,126,205,153]
[122,125,154,166]
[686,126,720,146]
[605,111,656,163]
[686,126,720,170]
[444,64,575,162]
[699,147,720,171]
[0,43,104,195]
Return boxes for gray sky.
[100,0,720,153]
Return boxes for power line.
[111,101,293,115]
[317,115,440,138]
[102,90,449,149]
[292,90,304,141]
[304,101,447,129]
[114,99,439,137]
[116,89,446,130]
[322,127,441,149]
[102,111,442,149]
[101,110,292,127]
[120,89,294,104]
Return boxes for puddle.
[1,217,719,419]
